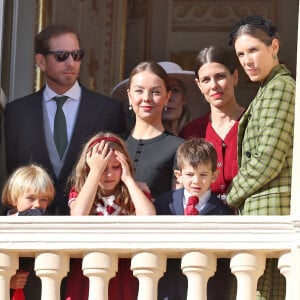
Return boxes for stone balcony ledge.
[0,215,296,254]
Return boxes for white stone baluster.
[290,246,300,300]
[181,251,216,300]
[230,252,266,300]
[35,252,69,300]
[131,251,166,300]
[0,252,18,300]
[278,251,291,300]
[82,252,118,300]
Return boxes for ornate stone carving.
[172,0,277,31]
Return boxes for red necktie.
[184,196,199,215]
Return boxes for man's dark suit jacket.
[4,85,126,215]
[154,187,233,216]
[154,188,234,300]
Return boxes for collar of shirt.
[43,81,81,102]
[183,189,211,212]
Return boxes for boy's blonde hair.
[1,164,55,209]
[176,138,217,171]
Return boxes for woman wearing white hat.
[158,61,209,135]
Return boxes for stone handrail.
[0,215,299,300]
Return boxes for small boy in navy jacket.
[155,138,234,300]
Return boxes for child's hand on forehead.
[115,150,132,183]
[86,140,113,174]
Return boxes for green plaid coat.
[227,64,295,216]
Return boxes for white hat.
[110,61,209,119]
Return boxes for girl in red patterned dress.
[65,132,155,300]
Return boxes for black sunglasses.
[44,49,84,62]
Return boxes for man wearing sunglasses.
[4,24,126,217]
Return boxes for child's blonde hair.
[69,132,135,215]
[2,164,55,211]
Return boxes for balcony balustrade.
[0,215,299,300]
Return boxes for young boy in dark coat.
[155,138,234,300]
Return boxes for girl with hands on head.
[68,131,155,216]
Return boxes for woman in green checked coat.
[227,15,295,300]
